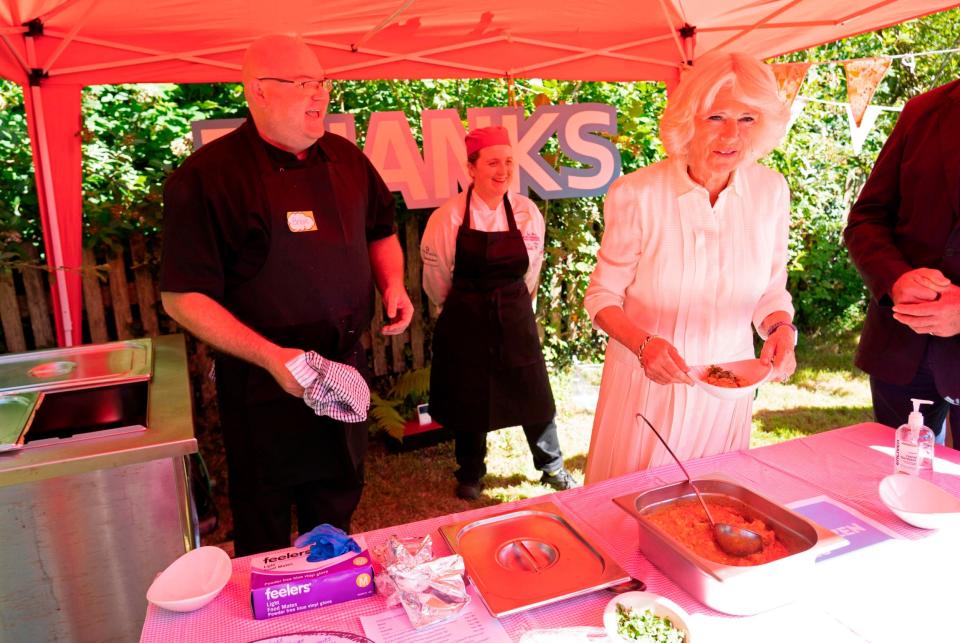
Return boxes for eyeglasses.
[257,77,333,93]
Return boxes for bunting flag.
[786,96,808,131]
[842,57,891,127]
[845,104,885,154]
[770,62,811,108]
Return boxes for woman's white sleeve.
[583,177,644,323]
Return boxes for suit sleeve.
[843,104,917,302]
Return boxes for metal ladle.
[637,413,764,557]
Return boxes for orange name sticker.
[287,211,318,232]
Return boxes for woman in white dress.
[584,52,797,483]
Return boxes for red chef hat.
[465,126,511,156]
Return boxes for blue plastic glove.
[294,523,361,562]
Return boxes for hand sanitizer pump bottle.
[895,398,935,479]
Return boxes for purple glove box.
[249,540,375,620]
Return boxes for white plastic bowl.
[688,358,772,400]
[146,546,231,612]
[878,474,960,530]
[603,591,693,642]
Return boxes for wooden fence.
[0,219,432,378]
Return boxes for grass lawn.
[751,332,873,447]
[203,333,875,551]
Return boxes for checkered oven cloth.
[285,351,370,423]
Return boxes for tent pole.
[28,84,75,347]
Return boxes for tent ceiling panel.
[3,0,955,86]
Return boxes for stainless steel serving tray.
[0,338,153,395]
[439,501,630,617]
[613,473,847,616]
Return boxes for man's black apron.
[215,134,371,490]
[429,187,555,433]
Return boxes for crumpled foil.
[373,534,469,629]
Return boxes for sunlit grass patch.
[749,333,872,448]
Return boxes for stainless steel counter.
[0,334,199,643]
[0,335,196,487]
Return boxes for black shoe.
[456,481,484,500]
[540,468,578,491]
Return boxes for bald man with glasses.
[160,35,413,556]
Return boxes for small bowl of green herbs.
[603,591,691,643]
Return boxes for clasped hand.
[891,269,960,337]
[890,267,951,305]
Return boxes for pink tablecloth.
[140,423,960,642]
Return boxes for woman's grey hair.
[660,52,789,162]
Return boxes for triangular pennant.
[770,62,811,109]
[786,96,808,132]
[845,104,884,154]
[843,57,891,127]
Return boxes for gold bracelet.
[636,334,659,364]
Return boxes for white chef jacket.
[421,190,545,311]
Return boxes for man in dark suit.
[845,79,960,444]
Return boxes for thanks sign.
[192,103,620,209]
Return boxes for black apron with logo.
[215,134,372,489]
[429,187,555,433]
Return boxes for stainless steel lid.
[0,338,153,395]
[439,501,629,617]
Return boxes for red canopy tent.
[1,0,957,346]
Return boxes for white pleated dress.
[583,157,793,483]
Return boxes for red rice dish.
[645,499,791,566]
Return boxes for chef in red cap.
[420,125,577,500]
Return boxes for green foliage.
[369,367,431,440]
[81,83,246,251]
[0,82,39,254]
[369,392,407,441]
[0,80,250,258]
[387,366,431,399]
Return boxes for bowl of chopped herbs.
[603,591,691,642]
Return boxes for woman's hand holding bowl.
[759,328,796,383]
